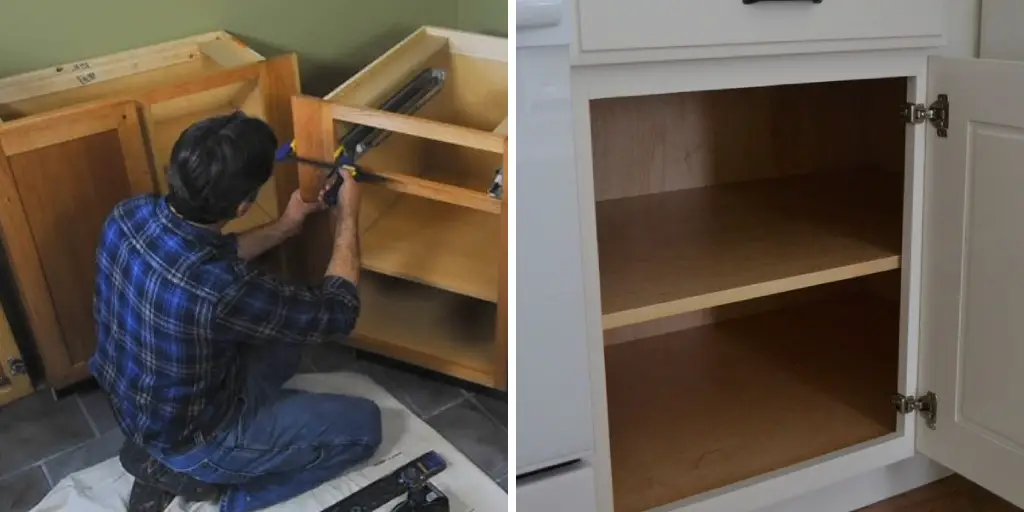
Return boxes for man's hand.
[278,189,326,238]
[318,169,361,217]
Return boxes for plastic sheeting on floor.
[30,372,507,512]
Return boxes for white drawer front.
[518,465,598,511]
[577,0,946,53]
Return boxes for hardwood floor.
[858,475,1020,512]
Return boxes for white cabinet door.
[516,44,595,474]
[918,55,1024,509]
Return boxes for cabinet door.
[918,56,1024,508]
[0,100,153,390]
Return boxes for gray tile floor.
[0,346,508,512]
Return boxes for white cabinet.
[568,48,1024,512]
[570,0,947,64]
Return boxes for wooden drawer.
[576,0,946,55]
[291,27,509,389]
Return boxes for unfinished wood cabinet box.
[0,31,299,237]
[292,27,508,390]
[587,78,910,512]
[0,33,301,390]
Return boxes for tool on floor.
[277,68,447,206]
[321,450,449,512]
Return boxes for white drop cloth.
[30,372,507,512]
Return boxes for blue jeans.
[155,344,383,512]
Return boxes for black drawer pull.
[743,0,822,4]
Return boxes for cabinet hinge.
[0,358,22,387]
[901,94,949,138]
[8,357,27,376]
[891,391,938,430]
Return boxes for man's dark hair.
[166,112,278,224]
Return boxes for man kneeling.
[90,112,380,512]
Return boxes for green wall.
[0,0,507,96]
[459,0,510,37]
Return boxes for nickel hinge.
[891,391,938,430]
[901,94,949,138]
[0,358,23,387]
[8,357,27,376]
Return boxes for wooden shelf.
[294,26,509,390]
[352,271,497,386]
[363,195,500,302]
[605,292,899,512]
[597,171,904,329]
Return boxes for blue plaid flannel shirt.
[89,195,360,451]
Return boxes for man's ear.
[236,200,253,219]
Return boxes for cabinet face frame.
[570,49,931,512]
[0,99,154,390]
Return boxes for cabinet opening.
[353,271,497,386]
[605,273,901,512]
[591,77,909,511]
[323,28,507,198]
[591,77,908,330]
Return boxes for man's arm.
[218,171,364,345]
[236,190,325,261]
[325,200,360,284]
[321,167,362,284]
[236,221,290,261]
[216,269,360,345]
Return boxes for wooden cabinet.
[0,32,301,391]
[291,27,508,390]
[570,49,1024,511]
[570,0,947,64]
[0,100,153,389]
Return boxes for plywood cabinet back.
[590,78,907,201]
[0,100,154,389]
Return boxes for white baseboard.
[755,456,953,512]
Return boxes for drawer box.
[576,0,946,55]
[291,27,509,389]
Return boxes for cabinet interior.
[307,27,507,388]
[591,77,908,512]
